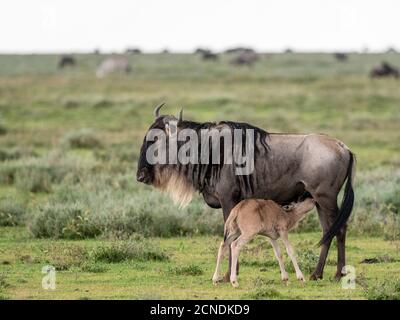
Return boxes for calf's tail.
[223,209,241,246]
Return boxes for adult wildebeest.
[136,103,355,281]
[201,51,218,61]
[58,55,75,69]
[126,48,142,54]
[334,53,348,62]
[230,52,259,66]
[225,47,255,54]
[370,62,399,78]
[195,48,211,55]
[96,56,131,78]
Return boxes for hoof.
[283,279,289,286]
[223,272,231,283]
[212,276,223,286]
[231,281,239,288]
[334,272,343,282]
[310,273,323,281]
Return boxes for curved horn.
[154,102,165,118]
[178,108,183,122]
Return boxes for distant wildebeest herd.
[58,49,400,79]
[137,103,355,287]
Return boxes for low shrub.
[382,209,400,241]
[0,152,94,193]
[0,124,7,135]
[92,240,168,263]
[0,198,26,226]
[61,129,102,149]
[41,244,89,271]
[365,279,400,300]
[29,179,224,239]
[0,148,37,161]
[29,203,101,239]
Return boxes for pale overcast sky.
[1,0,399,53]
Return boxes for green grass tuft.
[92,240,169,263]
[245,287,282,300]
[166,264,204,276]
[365,279,400,300]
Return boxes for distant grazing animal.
[58,55,75,69]
[126,48,141,54]
[230,52,259,66]
[334,53,348,62]
[201,51,218,61]
[195,48,211,55]
[137,103,355,282]
[225,47,255,54]
[386,47,397,54]
[96,56,131,78]
[370,62,399,78]
[213,197,316,287]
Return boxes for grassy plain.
[0,53,399,299]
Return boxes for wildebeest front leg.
[221,203,237,282]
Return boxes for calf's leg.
[212,241,228,285]
[221,203,238,282]
[269,239,289,283]
[280,232,304,282]
[230,235,251,288]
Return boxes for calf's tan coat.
[212,198,316,287]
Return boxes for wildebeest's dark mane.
[171,119,269,193]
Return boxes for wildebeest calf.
[212,197,316,288]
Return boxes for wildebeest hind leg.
[310,197,338,280]
[335,224,347,281]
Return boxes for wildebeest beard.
[153,120,269,207]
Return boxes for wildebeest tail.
[223,209,241,246]
[319,152,355,246]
